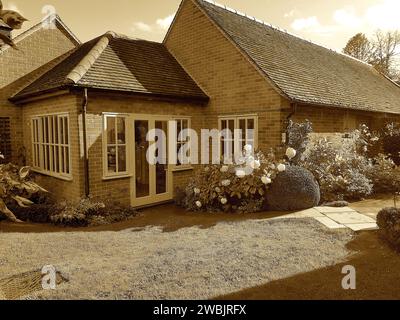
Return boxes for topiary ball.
[267,166,320,211]
[377,207,400,251]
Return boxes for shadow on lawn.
[0,204,291,233]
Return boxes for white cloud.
[291,16,320,31]
[156,14,174,30]
[365,0,400,30]
[132,14,175,35]
[284,10,296,18]
[333,7,362,29]
[3,2,19,11]
[132,22,153,33]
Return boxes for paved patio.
[274,207,378,231]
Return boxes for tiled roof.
[195,0,400,114]
[12,32,208,101]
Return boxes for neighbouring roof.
[194,0,400,114]
[0,15,80,53]
[12,31,208,102]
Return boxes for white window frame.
[173,117,193,171]
[102,113,130,179]
[31,113,72,181]
[218,114,259,159]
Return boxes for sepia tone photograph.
[0,0,400,309]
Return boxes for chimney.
[0,19,12,46]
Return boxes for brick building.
[2,0,400,207]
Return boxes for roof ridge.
[65,32,112,84]
[198,0,372,67]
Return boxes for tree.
[343,33,372,62]
[343,30,400,81]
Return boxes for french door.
[131,116,173,207]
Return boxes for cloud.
[284,10,296,18]
[156,14,174,30]
[365,0,400,30]
[132,14,175,35]
[133,22,153,33]
[291,16,339,36]
[333,7,362,28]
[3,2,20,12]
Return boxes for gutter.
[82,88,90,197]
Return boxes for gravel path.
[0,218,353,300]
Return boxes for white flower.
[243,144,253,154]
[220,198,228,205]
[286,147,297,160]
[261,176,272,185]
[236,169,246,178]
[236,156,246,165]
[220,165,229,173]
[215,187,221,193]
[277,164,286,172]
[248,160,261,170]
[204,166,210,172]
[195,201,202,208]
[221,179,231,187]
[194,188,201,195]
[269,164,276,170]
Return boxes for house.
[2,0,400,207]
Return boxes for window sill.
[172,166,194,172]
[32,169,73,181]
[102,174,133,181]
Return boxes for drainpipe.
[284,102,297,146]
[82,88,90,198]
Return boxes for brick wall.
[165,0,286,152]
[85,92,206,206]
[0,25,77,164]
[21,93,84,201]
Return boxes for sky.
[3,0,400,51]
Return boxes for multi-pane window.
[175,118,191,167]
[31,114,71,178]
[219,116,258,160]
[104,115,127,176]
[0,117,11,164]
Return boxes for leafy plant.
[0,163,47,222]
[300,136,372,202]
[286,120,313,164]
[176,146,288,213]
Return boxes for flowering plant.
[177,146,289,213]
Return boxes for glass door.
[132,117,172,207]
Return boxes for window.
[219,115,258,160]
[0,117,11,164]
[104,115,128,177]
[31,114,71,179]
[175,118,191,167]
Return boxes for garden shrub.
[377,207,400,251]
[176,146,288,213]
[382,123,400,165]
[0,163,47,222]
[366,154,400,194]
[266,166,320,211]
[300,135,372,202]
[286,120,313,164]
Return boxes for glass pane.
[65,148,70,174]
[64,117,69,145]
[60,146,65,173]
[55,146,59,173]
[45,145,50,170]
[177,120,182,141]
[49,116,54,144]
[156,121,168,195]
[118,146,126,172]
[59,118,64,144]
[107,146,117,173]
[135,120,149,198]
[247,118,255,130]
[239,119,246,140]
[54,117,59,144]
[44,117,49,143]
[117,117,126,144]
[107,117,116,144]
[221,120,227,130]
[228,120,235,133]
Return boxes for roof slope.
[12,32,208,101]
[195,0,400,114]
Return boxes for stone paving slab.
[326,212,376,225]
[315,206,356,214]
[344,223,379,232]
[279,208,325,219]
[314,217,347,229]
